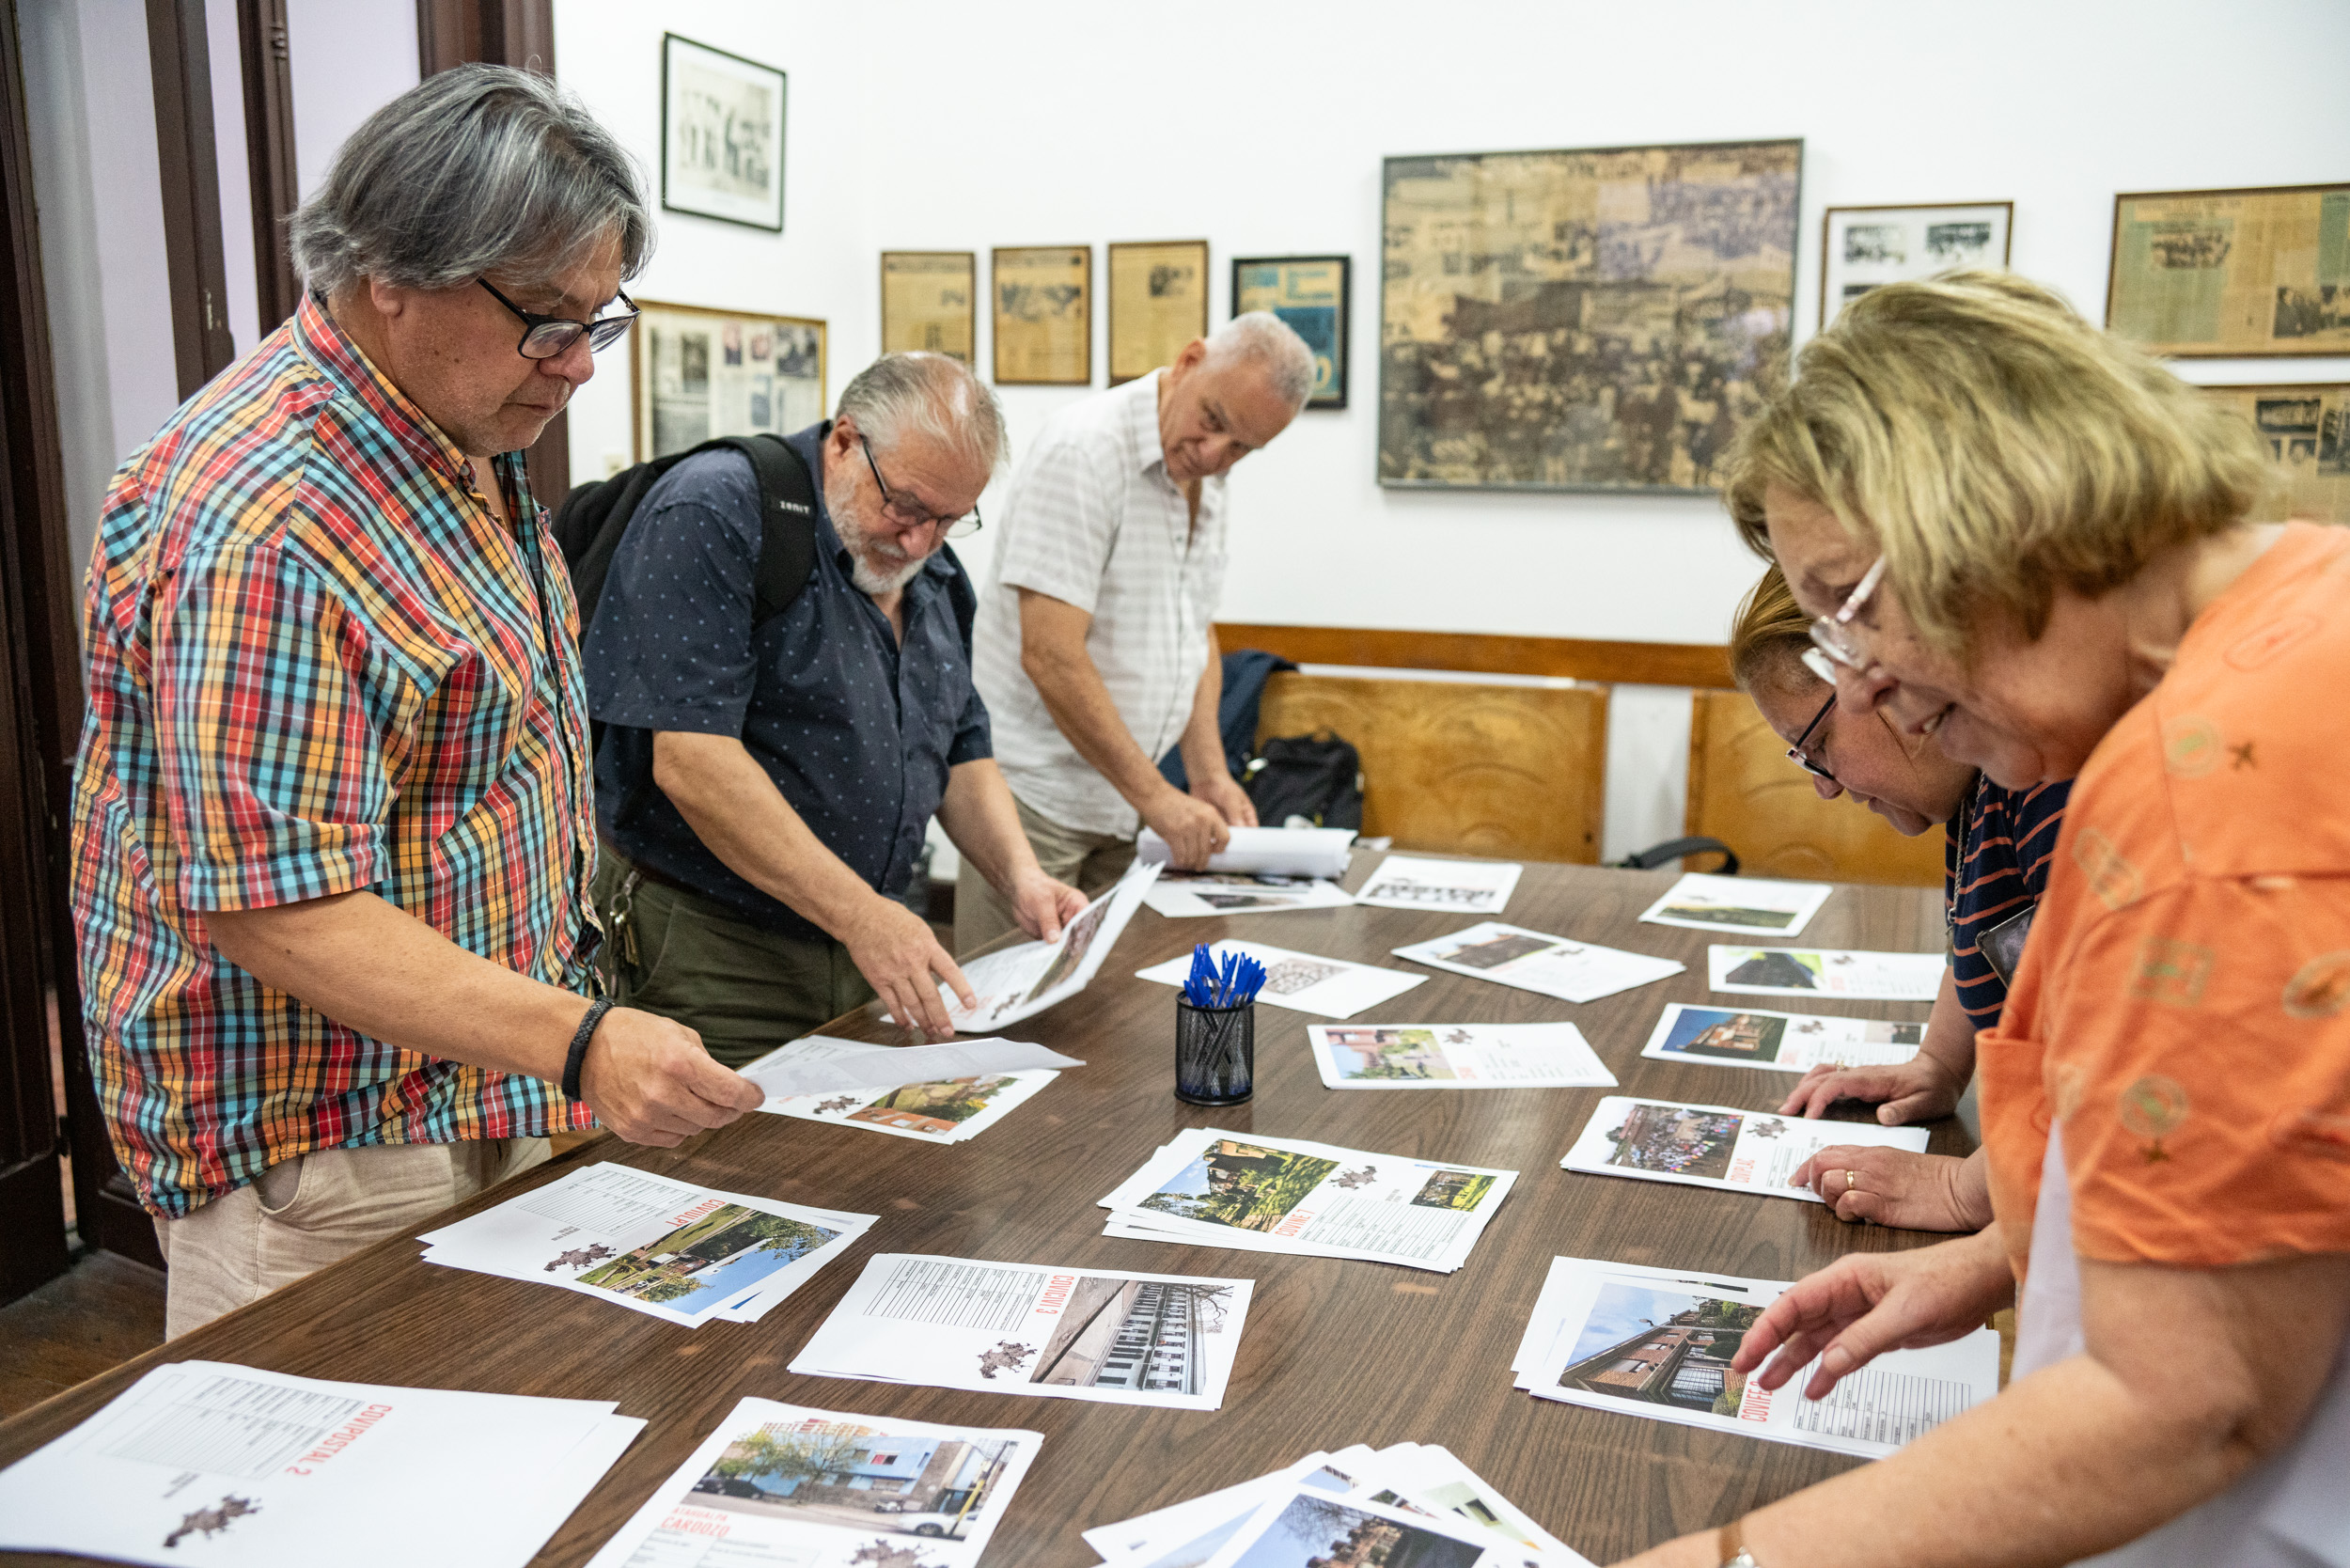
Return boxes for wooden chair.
[1684,689,1945,887]
[1255,671,1607,863]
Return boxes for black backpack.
[1244,730,1364,831]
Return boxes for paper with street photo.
[1136,939,1426,1019]
[934,859,1160,1031]
[1637,872,1832,936]
[1084,1449,1373,1568]
[739,1033,1084,1096]
[759,1068,1060,1143]
[1138,824,1356,879]
[1349,1444,1584,1563]
[1355,855,1524,916]
[1560,1097,1929,1202]
[1200,1483,1496,1568]
[583,1396,1041,1568]
[1308,1023,1616,1090]
[1639,1003,1924,1075]
[1522,1256,2000,1460]
[789,1254,1252,1411]
[1142,870,1355,919]
[1392,921,1684,1004]
[1708,945,1942,1001]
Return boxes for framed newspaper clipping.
[1233,255,1350,409]
[881,251,976,364]
[631,300,825,462]
[2107,183,2350,357]
[2199,384,2350,522]
[1380,138,1803,493]
[661,34,786,232]
[1820,202,2012,327]
[993,245,1091,385]
[1108,240,1210,384]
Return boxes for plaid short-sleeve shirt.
[70,292,598,1219]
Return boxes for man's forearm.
[1020,631,1177,809]
[934,758,1043,896]
[652,730,883,938]
[1174,630,1227,786]
[1920,967,1978,1089]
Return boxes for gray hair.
[1208,311,1317,407]
[837,353,1009,478]
[289,64,651,297]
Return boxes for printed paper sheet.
[1639,1003,1924,1076]
[1308,1023,1616,1090]
[758,1068,1060,1144]
[935,860,1159,1031]
[1708,945,1943,1001]
[1637,872,1832,937]
[1142,871,1355,919]
[1355,855,1524,916]
[739,1033,1083,1097]
[1391,921,1684,1004]
[1137,825,1356,879]
[1136,939,1426,1019]
[1560,1097,1928,1202]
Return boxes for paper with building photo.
[1391,921,1684,1004]
[1136,939,1426,1019]
[1308,1023,1617,1090]
[1099,1127,1516,1272]
[932,859,1160,1031]
[1142,870,1356,919]
[1200,1482,1497,1568]
[759,1068,1060,1144]
[1354,854,1524,915]
[1637,872,1832,937]
[1519,1256,2000,1460]
[584,1396,1040,1568]
[0,1360,643,1568]
[1138,824,1356,879]
[1084,1448,1377,1568]
[416,1161,872,1327]
[789,1254,1253,1411]
[1639,1003,1924,1075]
[1708,945,1942,1001]
[1560,1097,1928,1203]
[740,1033,1085,1098]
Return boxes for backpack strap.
[708,433,819,628]
[1616,836,1741,876]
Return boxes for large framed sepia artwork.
[661,34,786,232]
[2198,384,2350,523]
[1380,139,1803,493]
[993,245,1092,385]
[1107,240,1209,384]
[630,300,826,462]
[2107,182,2350,357]
[880,252,977,363]
[1819,202,2012,327]
[1232,255,1350,409]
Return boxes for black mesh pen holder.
[1173,999,1255,1105]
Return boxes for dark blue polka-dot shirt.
[584,425,990,940]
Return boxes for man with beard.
[584,354,1085,1060]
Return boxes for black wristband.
[562,998,614,1102]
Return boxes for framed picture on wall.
[661,34,786,232]
[630,300,825,462]
[1232,255,1350,408]
[993,245,1091,385]
[1108,240,1209,384]
[2107,182,2350,356]
[1819,202,2012,327]
[880,252,977,364]
[1380,139,1802,493]
[2198,383,2350,521]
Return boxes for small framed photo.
[630,300,825,462]
[661,34,786,232]
[1232,255,1350,408]
[2108,182,2350,356]
[1107,240,1209,384]
[880,252,977,364]
[1820,202,2013,327]
[993,245,1091,386]
[2198,383,2350,522]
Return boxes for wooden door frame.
[237,0,302,331]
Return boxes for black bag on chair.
[1243,731,1364,831]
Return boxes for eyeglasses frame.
[478,279,640,361]
[1809,555,1887,671]
[857,432,982,540]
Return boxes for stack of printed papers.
[1514,1256,2000,1458]
[789,1254,1254,1411]
[1099,1127,1516,1272]
[1559,1097,1929,1202]
[586,1396,1041,1568]
[1392,921,1684,1003]
[1136,938,1426,1018]
[1640,1003,1924,1076]
[1708,944,1943,1001]
[1141,870,1355,918]
[1308,1023,1617,1090]
[1355,854,1524,915]
[1083,1440,1594,1567]
[1138,823,1355,878]
[417,1161,873,1326]
[1637,871,1833,936]
[0,1361,643,1568]
[935,859,1160,1031]
[743,1035,1080,1144]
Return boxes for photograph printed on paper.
[1557,1281,1765,1418]
[685,1414,1020,1546]
[1224,1492,1485,1568]
[570,1202,843,1311]
[1136,1139,1344,1233]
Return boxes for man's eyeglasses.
[1810,556,1886,671]
[478,280,639,360]
[860,434,982,539]
[1786,653,1839,784]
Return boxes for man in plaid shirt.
[69,66,760,1337]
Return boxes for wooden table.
[0,860,1966,1565]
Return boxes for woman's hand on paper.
[1730,1228,2014,1402]
[1779,1051,1965,1122]
[577,1006,764,1146]
[1009,870,1089,944]
[1792,1146,1993,1232]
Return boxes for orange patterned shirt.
[1979,523,2350,1274]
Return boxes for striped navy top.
[1945,777,2071,1029]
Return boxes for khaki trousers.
[153,1137,548,1340]
[953,795,1136,955]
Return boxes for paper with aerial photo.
[583,1396,1040,1568]
[1519,1257,2001,1460]
[1137,825,1356,880]
[1560,1097,1928,1203]
[739,1033,1083,1097]
[789,1254,1253,1411]
[1308,1023,1616,1090]
[758,1069,1061,1144]
[1637,872,1831,937]
[0,1361,642,1568]
[932,860,1159,1031]
[416,1162,872,1326]
[1099,1127,1516,1272]
[1355,855,1524,916]
[1640,1003,1923,1075]
[1136,939,1426,1019]
[1708,945,1942,1001]
[1391,921,1684,1005]
[1142,870,1355,919]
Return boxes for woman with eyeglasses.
[1613,273,2349,1568]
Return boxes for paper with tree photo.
[1639,1003,1924,1075]
[1391,921,1684,1004]
[1559,1097,1927,1202]
[926,860,1160,1032]
[1355,855,1524,916]
[1136,938,1426,1018]
[1707,945,1942,1001]
[1308,1022,1617,1090]
[1637,872,1832,936]
[1141,870,1355,918]
[759,1067,1060,1144]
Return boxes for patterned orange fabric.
[1980,523,2350,1274]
